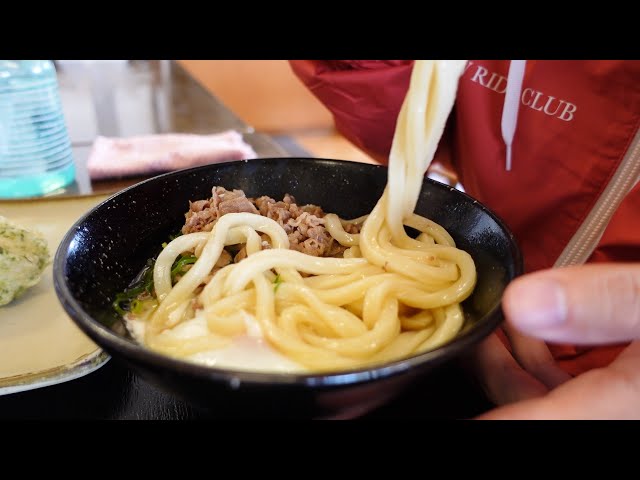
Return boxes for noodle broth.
[115,184,476,373]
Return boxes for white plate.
[0,193,111,395]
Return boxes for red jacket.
[290,60,640,376]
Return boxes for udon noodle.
[121,60,475,372]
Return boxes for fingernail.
[505,277,568,329]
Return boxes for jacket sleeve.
[289,60,461,183]
[288,60,414,165]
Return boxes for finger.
[501,322,572,389]
[465,332,549,406]
[476,340,640,420]
[503,263,640,345]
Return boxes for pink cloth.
[87,130,258,180]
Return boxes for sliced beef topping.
[181,187,361,258]
[182,187,258,234]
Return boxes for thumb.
[503,263,640,345]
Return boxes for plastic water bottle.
[0,60,76,199]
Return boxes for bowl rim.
[53,157,524,388]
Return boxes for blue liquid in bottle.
[0,60,76,198]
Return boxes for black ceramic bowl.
[54,158,522,419]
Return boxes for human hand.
[471,263,640,419]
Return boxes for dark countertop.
[0,60,494,419]
[0,356,492,420]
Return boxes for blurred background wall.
[177,60,375,164]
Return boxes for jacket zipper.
[554,126,640,268]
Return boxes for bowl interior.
[55,158,523,385]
